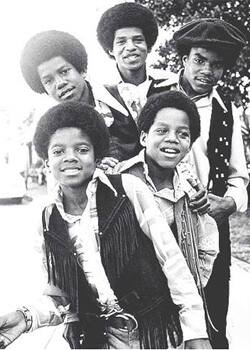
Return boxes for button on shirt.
[28,169,208,341]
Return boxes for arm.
[223,105,249,212]
[121,174,210,346]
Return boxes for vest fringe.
[138,302,182,349]
[100,200,139,281]
[45,234,78,311]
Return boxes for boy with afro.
[0,101,211,349]
[96,2,175,166]
[116,90,219,341]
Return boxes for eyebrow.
[40,64,69,79]
[194,53,223,63]
[115,34,144,40]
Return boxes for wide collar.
[50,168,118,224]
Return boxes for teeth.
[161,148,177,154]
[63,168,80,175]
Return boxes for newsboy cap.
[173,18,246,68]
[97,2,158,57]
[20,30,88,94]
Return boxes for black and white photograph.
[0,0,249,349]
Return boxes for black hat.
[97,2,158,57]
[173,18,246,67]
[20,30,88,94]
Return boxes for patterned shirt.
[28,169,208,341]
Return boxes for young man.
[96,2,174,164]
[20,30,94,105]
[0,102,211,349]
[155,18,249,348]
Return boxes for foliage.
[136,0,250,107]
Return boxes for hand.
[184,338,212,349]
[0,311,26,348]
[97,157,119,173]
[208,194,236,226]
[188,180,210,215]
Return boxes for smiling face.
[182,47,224,98]
[47,127,96,190]
[109,27,148,78]
[38,56,87,102]
[140,107,191,172]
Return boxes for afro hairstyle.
[33,101,110,161]
[97,2,158,57]
[137,90,200,145]
[20,30,88,94]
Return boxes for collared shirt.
[117,78,152,121]
[115,150,219,287]
[28,169,208,341]
[155,71,249,211]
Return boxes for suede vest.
[42,175,183,349]
[207,93,233,196]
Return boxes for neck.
[146,157,174,191]
[119,66,147,86]
[61,184,88,216]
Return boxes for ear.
[140,131,148,147]
[45,159,50,171]
[182,55,188,67]
[108,49,115,57]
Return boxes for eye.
[156,128,167,135]
[194,57,204,65]
[60,67,71,76]
[51,148,64,156]
[76,147,89,154]
[43,77,53,85]
[178,130,190,139]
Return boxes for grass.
[230,208,250,264]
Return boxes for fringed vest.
[42,175,183,349]
[207,92,233,197]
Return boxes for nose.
[125,39,136,51]
[164,131,179,143]
[63,149,78,162]
[55,74,67,89]
[201,62,213,76]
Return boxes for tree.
[136,0,250,107]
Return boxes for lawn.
[230,208,250,264]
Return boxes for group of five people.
[0,2,248,349]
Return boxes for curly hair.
[20,30,88,93]
[33,102,110,160]
[137,91,200,145]
[97,2,158,57]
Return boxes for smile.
[61,168,81,175]
[59,87,75,99]
[160,147,180,157]
[196,77,213,84]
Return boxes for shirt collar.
[178,69,228,112]
[52,168,117,223]
[119,149,195,201]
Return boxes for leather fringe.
[100,200,139,283]
[44,233,78,312]
[138,302,183,349]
